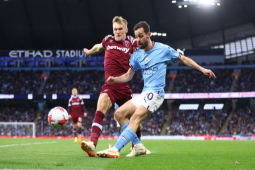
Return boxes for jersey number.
[147,93,154,100]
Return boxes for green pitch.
[0,138,254,170]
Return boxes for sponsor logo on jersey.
[72,102,81,105]
[107,45,129,53]
[141,67,158,75]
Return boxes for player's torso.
[70,97,82,114]
[103,35,136,80]
[137,43,168,78]
[136,43,168,95]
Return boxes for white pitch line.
[0,141,57,148]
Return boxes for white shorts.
[131,92,164,113]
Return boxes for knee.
[114,109,125,121]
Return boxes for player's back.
[102,35,137,84]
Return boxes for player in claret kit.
[80,16,149,157]
[68,88,87,142]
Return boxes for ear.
[148,32,151,38]
[125,28,128,34]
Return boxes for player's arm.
[68,106,72,119]
[68,99,72,119]
[107,68,135,84]
[83,43,104,56]
[80,99,87,117]
[82,104,87,117]
[179,55,216,78]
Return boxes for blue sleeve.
[129,53,140,71]
[114,103,119,109]
[166,46,181,63]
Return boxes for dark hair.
[133,21,150,33]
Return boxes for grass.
[0,138,254,170]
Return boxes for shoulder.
[68,97,73,102]
[126,35,136,45]
[131,49,142,59]
[104,35,114,42]
[155,42,169,49]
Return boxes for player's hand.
[83,48,91,56]
[202,68,216,78]
[68,115,72,119]
[107,76,116,84]
[84,112,87,117]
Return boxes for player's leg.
[90,93,112,146]
[72,118,78,142]
[116,94,148,147]
[81,92,112,157]
[77,117,82,142]
[114,100,136,126]
[97,106,149,158]
[97,92,163,158]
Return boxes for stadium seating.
[0,70,43,94]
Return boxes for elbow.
[180,55,186,63]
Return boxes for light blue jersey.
[129,42,180,98]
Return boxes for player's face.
[134,27,150,49]
[72,89,77,96]
[113,22,128,41]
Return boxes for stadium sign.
[3,50,86,58]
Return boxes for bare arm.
[179,55,216,78]
[83,43,104,56]
[107,68,135,84]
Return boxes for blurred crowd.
[1,68,255,94]
[233,68,255,92]
[221,107,255,135]
[0,107,36,136]
[43,70,104,94]
[0,70,43,94]
[165,109,228,135]
[172,69,233,93]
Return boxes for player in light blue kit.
[97,21,216,158]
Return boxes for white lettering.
[107,45,129,53]
[56,50,60,57]
[9,51,18,57]
[59,50,65,57]
[34,51,43,57]
[65,51,70,57]
[44,50,52,57]
[70,50,75,57]
[8,50,86,57]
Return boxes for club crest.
[145,56,149,63]
[123,40,130,47]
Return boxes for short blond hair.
[112,16,128,28]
